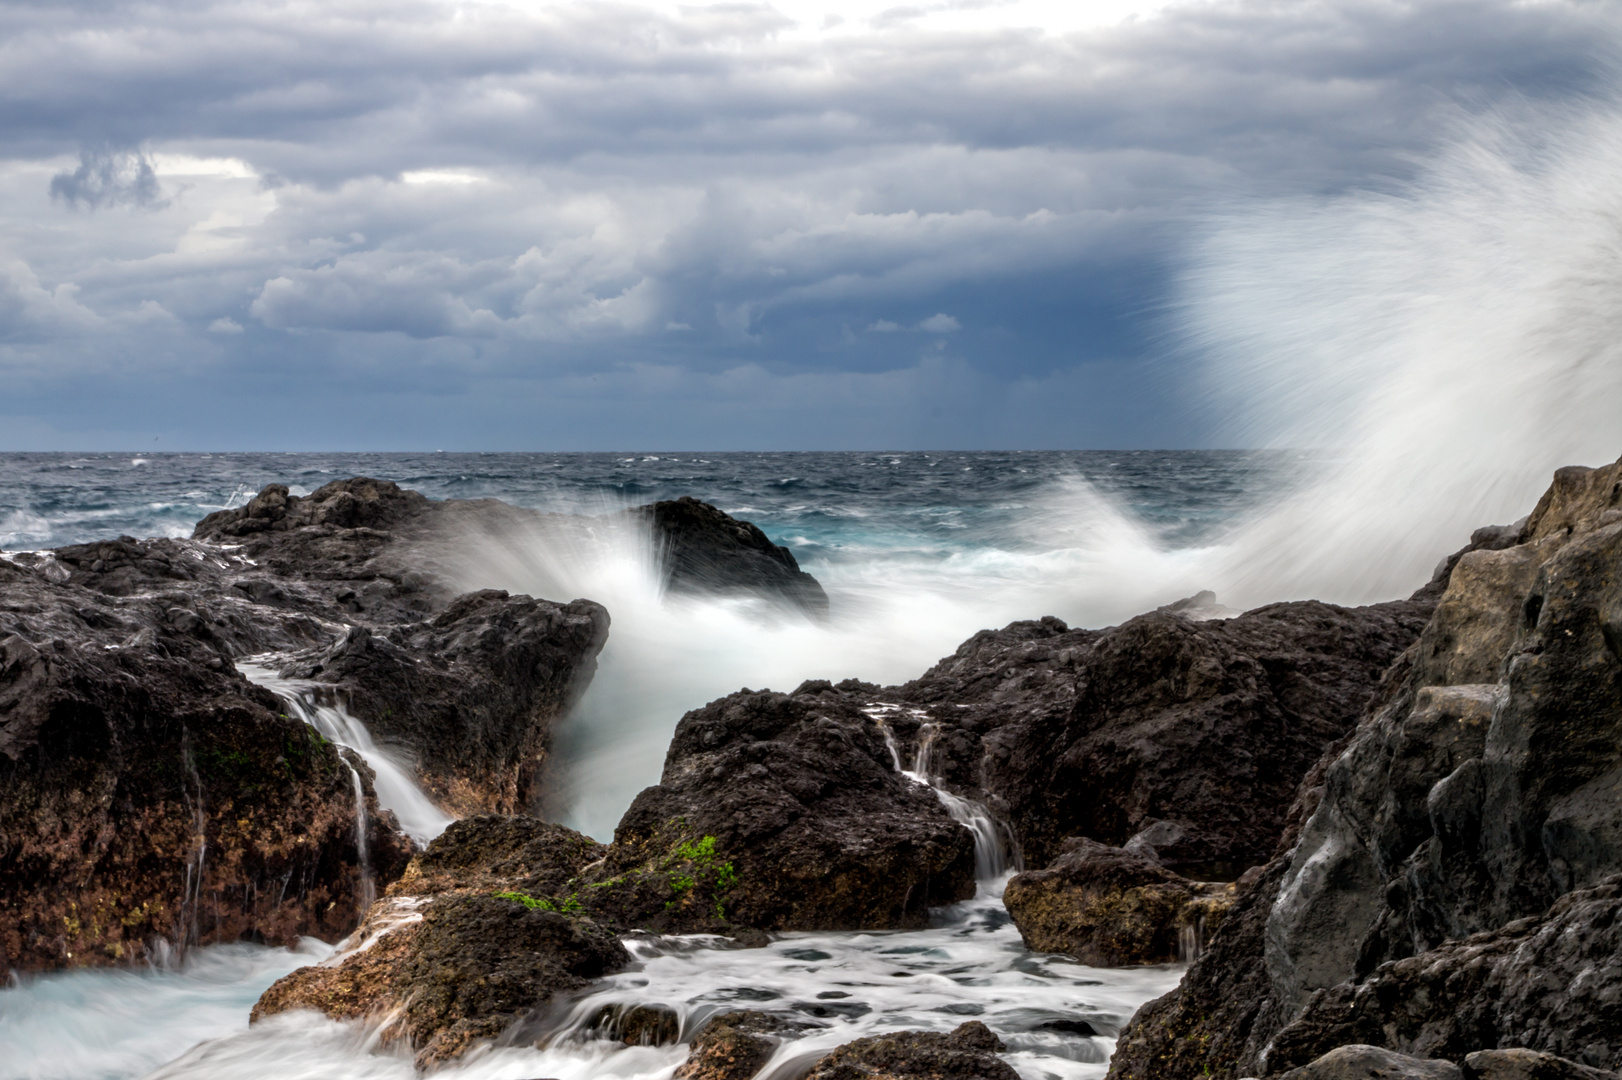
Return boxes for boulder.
[801,1021,1020,1080]
[578,682,976,933]
[1273,1045,1461,1080]
[252,814,627,1067]
[1002,836,1237,965]
[639,496,829,617]
[675,1010,808,1080]
[1463,1050,1620,1080]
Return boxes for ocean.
[0,449,1332,1080]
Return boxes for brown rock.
[802,1021,1019,1080]
[1002,837,1236,965]
[675,1011,806,1080]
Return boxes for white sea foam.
[0,941,330,1080]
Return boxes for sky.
[1,0,1618,451]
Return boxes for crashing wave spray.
[436,487,1199,840]
[1185,101,1622,606]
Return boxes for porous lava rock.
[1106,456,1622,1080]
[802,1021,1020,1080]
[253,814,627,1067]
[581,682,977,933]
[0,555,414,971]
[1001,836,1237,965]
[640,496,828,618]
[675,1010,809,1080]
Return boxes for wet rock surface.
[639,496,828,618]
[802,1021,1020,1080]
[1107,457,1622,1080]
[2,477,828,970]
[1001,836,1237,965]
[583,683,977,933]
[253,814,628,1067]
[0,549,414,970]
[675,1010,809,1080]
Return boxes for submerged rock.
[1001,837,1237,965]
[1106,457,1622,1080]
[802,1021,1020,1080]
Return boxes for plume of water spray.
[1185,101,1622,606]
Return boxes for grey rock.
[1275,1045,1460,1080]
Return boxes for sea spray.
[1184,101,1622,606]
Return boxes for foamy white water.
[3,891,1177,1080]
[0,941,332,1080]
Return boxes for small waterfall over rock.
[864,705,1016,886]
[237,660,453,847]
[344,764,376,913]
[176,732,210,957]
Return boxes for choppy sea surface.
[0,451,1299,1080]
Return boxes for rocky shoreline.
[5,463,1622,1080]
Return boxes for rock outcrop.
[580,682,977,933]
[2,477,834,971]
[1107,457,1622,1079]
[252,814,628,1067]
[640,496,828,617]
[1001,836,1238,965]
[801,1021,1020,1080]
[675,1010,809,1080]
[0,550,415,971]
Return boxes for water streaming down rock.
[867,706,1016,884]
[177,736,210,958]
[237,661,454,846]
[345,767,376,914]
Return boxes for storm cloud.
[0,0,1616,449]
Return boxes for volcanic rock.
[578,682,977,933]
[0,554,414,971]
[675,1010,809,1080]
[253,813,627,1067]
[801,1021,1020,1080]
[1002,836,1237,965]
[1273,1045,1462,1080]
[640,496,828,617]
[1105,456,1622,1080]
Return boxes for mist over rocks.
[1105,455,1622,1079]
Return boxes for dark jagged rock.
[579,683,976,934]
[1107,458,1622,1080]
[1001,836,1237,965]
[253,814,626,1066]
[1263,877,1622,1073]
[275,590,608,815]
[802,1021,1020,1080]
[640,496,829,617]
[676,1010,810,1080]
[0,477,614,971]
[0,556,414,971]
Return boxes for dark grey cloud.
[0,0,1618,449]
[48,145,164,209]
